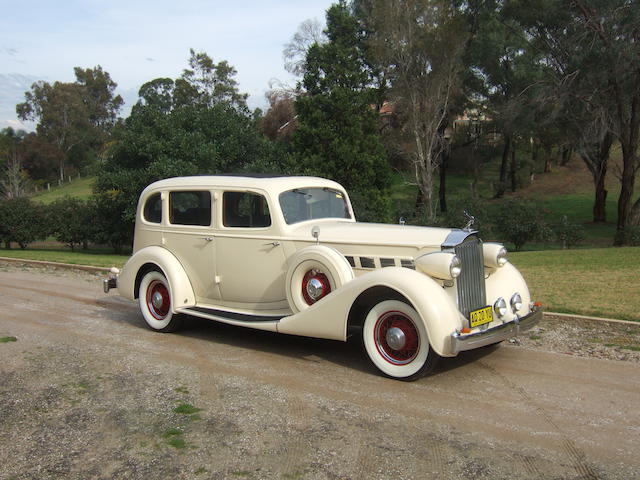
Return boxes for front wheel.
[362,299,438,380]
[138,270,184,332]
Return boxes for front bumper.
[102,268,120,293]
[450,307,542,355]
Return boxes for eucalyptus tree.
[507,0,640,239]
[16,66,122,182]
[363,0,468,220]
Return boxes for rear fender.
[117,246,196,312]
[276,267,464,356]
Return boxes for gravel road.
[0,264,639,480]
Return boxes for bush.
[0,197,48,249]
[552,216,585,249]
[89,190,134,254]
[492,199,552,250]
[616,226,640,246]
[48,196,93,251]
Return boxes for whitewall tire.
[362,299,438,380]
[138,270,184,332]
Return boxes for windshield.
[279,188,351,225]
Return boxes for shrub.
[492,199,552,250]
[552,216,586,249]
[616,226,640,246]
[89,190,134,254]
[0,197,48,249]
[48,196,93,251]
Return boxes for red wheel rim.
[374,310,420,365]
[301,270,331,305]
[147,280,170,320]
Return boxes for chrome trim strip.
[450,308,542,355]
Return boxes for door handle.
[263,241,280,247]
[201,237,214,242]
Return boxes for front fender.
[276,267,464,356]
[117,246,196,312]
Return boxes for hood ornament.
[463,211,475,231]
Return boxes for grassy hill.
[31,177,95,204]
[391,144,638,249]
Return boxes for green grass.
[173,403,202,415]
[31,177,95,204]
[0,336,17,343]
[0,247,129,268]
[510,247,640,321]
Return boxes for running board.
[180,306,286,323]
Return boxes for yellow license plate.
[469,306,493,328]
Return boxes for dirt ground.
[0,264,639,480]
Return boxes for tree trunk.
[544,144,552,173]
[593,175,608,224]
[496,133,511,198]
[510,141,517,192]
[615,148,637,243]
[439,145,448,213]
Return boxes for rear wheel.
[362,299,438,380]
[138,270,184,332]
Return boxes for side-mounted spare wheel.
[362,299,439,380]
[138,270,185,332]
[285,245,354,313]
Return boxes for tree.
[0,128,30,199]
[291,2,393,222]
[260,89,297,141]
[0,197,47,249]
[178,49,248,110]
[463,0,546,198]
[16,66,123,182]
[509,0,640,241]
[96,51,280,249]
[365,0,468,221]
[283,18,327,77]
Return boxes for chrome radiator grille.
[454,236,486,317]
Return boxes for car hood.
[288,220,455,250]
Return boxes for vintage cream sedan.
[103,175,541,380]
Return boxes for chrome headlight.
[415,252,461,280]
[497,246,508,266]
[494,297,507,317]
[483,243,508,268]
[450,255,461,278]
[510,293,523,313]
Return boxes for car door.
[161,189,221,303]
[214,190,287,307]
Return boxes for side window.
[223,192,271,228]
[169,191,211,226]
[143,193,162,224]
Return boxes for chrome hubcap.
[152,291,164,310]
[306,277,324,301]
[385,327,406,350]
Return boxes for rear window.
[143,193,162,224]
[169,191,211,226]
[223,192,271,228]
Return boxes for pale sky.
[0,0,334,130]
